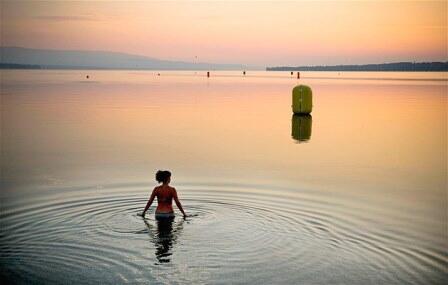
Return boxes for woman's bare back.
[155,185,176,213]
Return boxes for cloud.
[33,15,97,22]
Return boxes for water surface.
[1,70,447,284]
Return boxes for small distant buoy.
[243,71,246,76]
[207,71,210,78]
[292,85,312,114]
[86,75,89,79]
[297,72,300,79]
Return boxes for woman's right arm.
[172,188,186,217]
[140,188,157,216]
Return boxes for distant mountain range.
[0,47,250,70]
[267,62,448,72]
[1,47,447,72]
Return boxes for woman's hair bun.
[155,170,171,183]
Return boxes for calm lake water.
[1,70,447,284]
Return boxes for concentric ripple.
[1,182,447,284]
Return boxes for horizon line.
[1,46,446,68]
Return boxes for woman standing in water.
[139,170,186,219]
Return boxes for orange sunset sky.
[1,0,447,66]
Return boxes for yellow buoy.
[292,85,312,114]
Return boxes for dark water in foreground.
[1,71,447,284]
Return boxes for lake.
[1,70,447,284]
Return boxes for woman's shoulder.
[163,186,175,193]
[153,185,175,191]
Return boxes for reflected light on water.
[1,70,447,284]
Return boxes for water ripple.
[1,182,446,284]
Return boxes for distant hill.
[0,63,42,69]
[267,62,448,72]
[0,47,248,70]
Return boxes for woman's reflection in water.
[143,217,184,264]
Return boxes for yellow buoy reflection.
[291,114,312,143]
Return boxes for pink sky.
[1,1,447,66]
